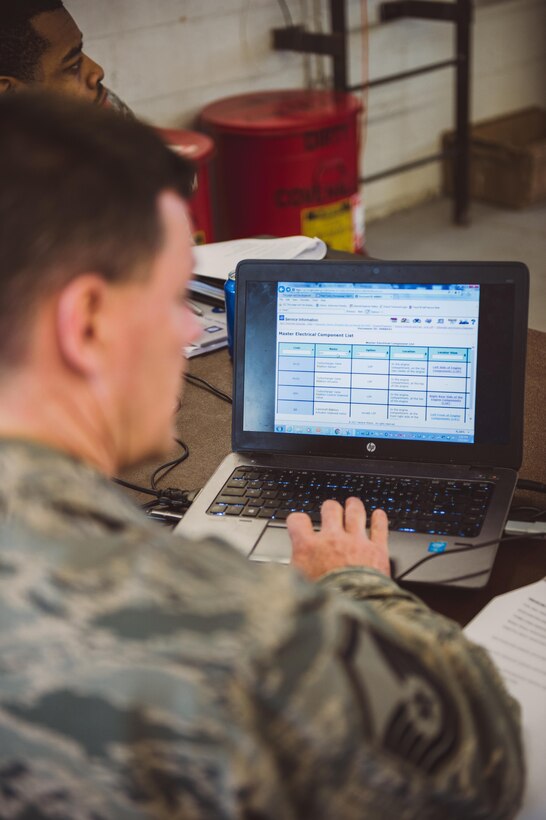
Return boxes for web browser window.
[274,282,480,443]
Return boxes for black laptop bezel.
[232,260,529,470]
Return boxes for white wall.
[65,0,546,221]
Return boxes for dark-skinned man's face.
[27,8,107,104]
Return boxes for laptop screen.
[234,260,528,470]
[274,282,480,444]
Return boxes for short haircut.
[0,92,195,365]
[1,0,65,82]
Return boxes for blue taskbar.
[273,425,473,443]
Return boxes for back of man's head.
[1,0,65,82]
[0,92,194,367]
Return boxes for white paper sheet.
[192,235,327,281]
[464,578,546,818]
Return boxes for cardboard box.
[443,107,546,208]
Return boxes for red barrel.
[200,89,363,252]
[156,127,215,244]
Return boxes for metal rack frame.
[272,0,472,224]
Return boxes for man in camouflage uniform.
[0,93,524,818]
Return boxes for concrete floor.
[365,197,546,332]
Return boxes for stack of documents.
[190,235,327,303]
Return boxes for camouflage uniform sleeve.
[0,516,525,818]
[243,565,524,819]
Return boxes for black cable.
[141,499,160,511]
[113,477,158,496]
[528,509,546,522]
[395,532,546,584]
[151,438,189,489]
[114,442,190,498]
[115,373,230,518]
[516,478,546,494]
[510,505,542,516]
[184,372,232,404]
[510,505,546,523]
[114,478,195,517]
[113,440,195,517]
[114,481,195,512]
[419,568,490,586]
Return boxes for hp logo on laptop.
[366,442,376,453]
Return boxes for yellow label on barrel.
[300,195,361,252]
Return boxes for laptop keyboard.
[207,467,495,538]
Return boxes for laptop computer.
[176,259,529,588]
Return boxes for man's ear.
[55,274,111,376]
[0,76,25,94]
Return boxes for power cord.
[394,531,546,585]
[113,475,198,515]
[113,439,198,520]
[395,468,546,586]
[509,478,546,524]
[113,375,231,524]
[508,506,546,523]
[151,438,189,489]
[184,372,232,404]
[516,478,546,494]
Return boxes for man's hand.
[287,497,390,581]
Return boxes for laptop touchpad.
[250,524,291,563]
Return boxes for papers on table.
[185,235,327,350]
[464,578,546,819]
[188,277,225,305]
[184,300,228,358]
[192,235,327,283]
